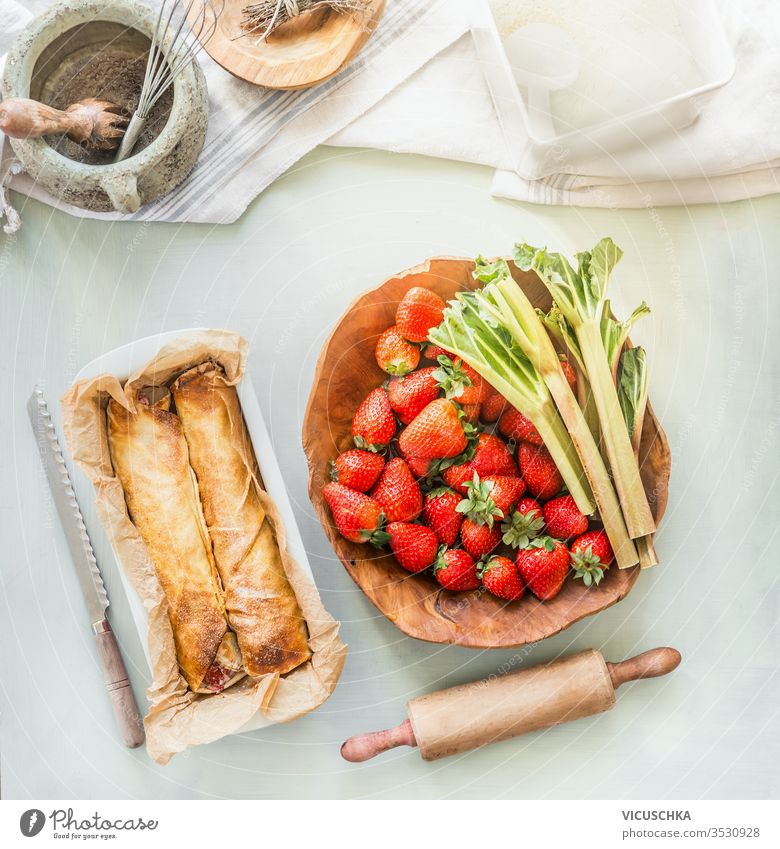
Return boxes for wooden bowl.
[303,258,671,648]
[199,0,385,90]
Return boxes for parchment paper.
[61,329,347,764]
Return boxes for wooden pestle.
[341,647,681,763]
[0,97,128,150]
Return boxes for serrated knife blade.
[27,386,109,622]
[27,385,144,747]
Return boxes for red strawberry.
[323,483,388,546]
[460,519,502,559]
[461,402,481,423]
[375,325,420,376]
[433,547,480,591]
[480,556,525,601]
[371,458,422,523]
[515,537,570,601]
[422,487,463,546]
[473,432,518,476]
[570,529,614,587]
[398,398,470,460]
[405,452,436,479]
[352,388,396,451]
[481,391,508,423]
[517,442,564,500]
[442,433,517,493]
[395,287,446,343]
[543,495,589,540]
[498,407,543,446]
[387,367,440,424]
[501,497,545,548]
[329,450,385,492]
[559,354,578,393]
[481,475,526,515]
[422,343,450,361]
[386,522,439,573]
[434,356,490,406]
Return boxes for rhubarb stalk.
[428,293,595,516]
[618,346,659,568]
[515,238,656,540]
[472,258,638,568]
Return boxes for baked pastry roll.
[172,362,311,677]
[107,391,243,694]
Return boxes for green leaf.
[585,237,623,301]
[617,346,649,443]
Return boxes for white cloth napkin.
[0,0,471,227]
[332,0,780,208]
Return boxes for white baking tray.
[72,329,315,733]
[473,0,736,180]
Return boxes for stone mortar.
[1,0,209,214]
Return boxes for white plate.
[73,329,316,733]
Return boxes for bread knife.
[27,387,145,748]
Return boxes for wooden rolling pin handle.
[607,647,681,690]
[0,98,82,140]
[93,619,145,749]
[341,718,416,762]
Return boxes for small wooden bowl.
[303,258,671,649]
[200,0,385,90]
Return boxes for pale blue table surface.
[1,147,778,799]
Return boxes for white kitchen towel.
[0,0,472,227]
[332,0,780,208]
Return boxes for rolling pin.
[341,647,681,762]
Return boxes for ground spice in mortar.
[45,48,173,166]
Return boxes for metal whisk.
[115,0,224,162]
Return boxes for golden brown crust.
[172,363,311,677]
[107,394,240,692]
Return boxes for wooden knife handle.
[607,647,681,689]
[341,719,416,762]
[93,620,145,748]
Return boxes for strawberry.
[515,537,570,601]
[461,402,481,423]
[559,354,578,393]
[481,391,508,423]
[473,432,518,477]
[498,406,543,446]
[543,495,589,540]
[479,556,525,601]
[433,547,480,591]
[395,287,446,343]
[502,497,545,549]
[517,442,564,500]
[386,522,439,573]
[460,519,502,559]
[433,356,490,406]
[387,367,440,424]
[457,473,503,527]
[481,475,526,515]
[405,451,436,479]
[570,530,614,587]
[422,487,463,546]
[398,398,471,460]
[442,433,517,493]
[371,458,422,523]
[330,449,386,493]
[352,387,396,451]
[375,325,420,376]
[422,343,450,361]
[323,483,389,546]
